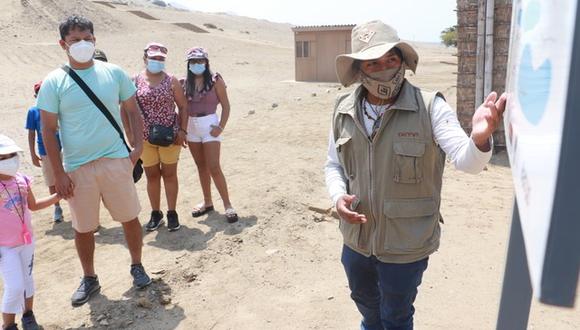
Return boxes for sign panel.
[504,0,578,298]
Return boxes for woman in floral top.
[129,42,188,232]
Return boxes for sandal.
[191,204,214,217]
[225,208,239,223]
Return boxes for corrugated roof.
[292,24,355,32]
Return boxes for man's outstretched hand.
[471,91,507,151]
[336,194,367,224]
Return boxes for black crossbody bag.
[62,65,143,183]
[141,106,176,147]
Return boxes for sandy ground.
[0,1,578,329]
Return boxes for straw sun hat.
[335,20,419,87]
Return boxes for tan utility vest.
[332,80,446,263]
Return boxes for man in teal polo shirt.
[37,15,151,306]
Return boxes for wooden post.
[476,0,487,105]
[484,0,495,97]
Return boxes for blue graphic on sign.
[517,45,552,125]
[523,1,541,31]
[516,1,552,125]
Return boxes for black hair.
[391,47,403,60]
[59,15,94,40]
[185,59,214,99]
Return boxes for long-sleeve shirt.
[325,96,492,206]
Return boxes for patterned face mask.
[360,65,405,100]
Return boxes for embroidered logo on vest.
[398,132,420,138]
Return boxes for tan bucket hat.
[336,20,419,86]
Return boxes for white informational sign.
[504,0,578,298]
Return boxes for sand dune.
[0,1,578,329]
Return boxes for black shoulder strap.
[61,65,130,152]
[132,73,148,120]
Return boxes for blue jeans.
[341,245,429,330]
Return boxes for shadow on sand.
[44,212,257,253]
[146,212,258,251]
[66,278,185,330]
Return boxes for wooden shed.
[292,25,355,82]
[457,0,512,146]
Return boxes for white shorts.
[186,114,222,143]
[0,243,35,314]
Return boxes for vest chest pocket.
[335,136,353,176]
[393,141,425,184]
[335,136,352,153]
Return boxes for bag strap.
[61,65,130,153]
[133,73,148,120]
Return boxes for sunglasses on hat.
[147,45,167,54]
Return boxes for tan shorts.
[40,155,56,187]
[141,141,182,167]
[67,157,141,233]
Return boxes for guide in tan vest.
[325,20,507,330]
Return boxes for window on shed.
[296,41,303,58]
[296,41,311,58]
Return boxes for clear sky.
[168,0,457,42]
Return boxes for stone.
[248,110,255,115]
[312,214,326,223]
[232,237,243,244]
[311,92,317,97]
[183,273,197,283]
[137,297,153,309]
[160,296,172,305]
[271,103,279,109]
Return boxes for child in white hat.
[0,134,61,330]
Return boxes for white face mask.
[67,40,95,63]
[0,155,20,177]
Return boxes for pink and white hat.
[144,42,168,58]
[185,47,208,61]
